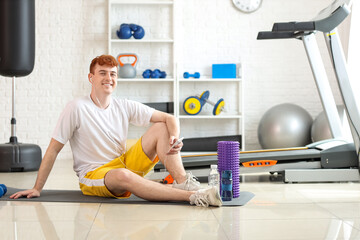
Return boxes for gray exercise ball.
[258,103,313,149]
[311,105,347,142]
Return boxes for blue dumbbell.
[183,72,200,79]
[142,69,152,78]
[151,69,167,78]
[143,69,167,78]
[116,24,132,39]
[0,184,7,198]
[160,71,167,78]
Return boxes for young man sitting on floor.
[10,55,222,207]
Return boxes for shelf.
[178,115,242,119]
[108,1,244,146]
[117,78,174,82]
[179,78,242,82]
[110,0,173,5]
[111,39,174,43]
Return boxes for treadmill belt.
[240,148,321,161]
[154,148,321,170]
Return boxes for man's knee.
[142,122,169,157]
[106,168,134,186]
[151,122,168,134]
[104,168,135,196]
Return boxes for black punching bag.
[0,0,41,172]
[0,0,35,77]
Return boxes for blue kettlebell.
[117,24,132,39]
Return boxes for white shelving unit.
[116,78,174,82]
[110,39,174,43]
[108,0,177,115]
[108,0,245,148]
[177,74,245,150]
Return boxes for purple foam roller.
[217,141,240,198]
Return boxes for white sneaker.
[189,186,223,207]
[172,172,201,191]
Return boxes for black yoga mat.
[0,187,254,206]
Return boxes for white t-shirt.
[52,95,155,178]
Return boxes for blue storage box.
[212,64,237,78]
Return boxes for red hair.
[89,55,118,74]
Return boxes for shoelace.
[193,194,209,207]
[186,173,200,186]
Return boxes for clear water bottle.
[208,165,220,189]
[221,170,233,201]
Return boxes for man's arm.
[150,110,182,153]
[10,138,64,199]
[150,110,179,137]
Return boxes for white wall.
[180,0,351,150]
[0,0,349,160]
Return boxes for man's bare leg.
[105,168,193,201]
[141,122,187,183]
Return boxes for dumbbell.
[142,69,167,78]
[142,69,152,78]
[183,72,200,79]
[183,90,225,115]
[198,90,225,115]
[151,69,167,78]
[0,184,7,198]
[183,96,202,115]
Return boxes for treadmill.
[152,0,360,183]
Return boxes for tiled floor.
[1,158,360,239]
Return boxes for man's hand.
[10,189,40,199]
[167,136,183,154]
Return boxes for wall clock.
[232,0,262,13]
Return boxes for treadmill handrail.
[257,31,305,40]
[272,21,315,32]
[314,4,350,32]
[261,0,351,35]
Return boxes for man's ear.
[88,73,93,83]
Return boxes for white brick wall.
[0,0,349,160]
[180,0,347,150]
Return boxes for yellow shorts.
[79,137,159,199]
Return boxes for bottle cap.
[210,164,218,169]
